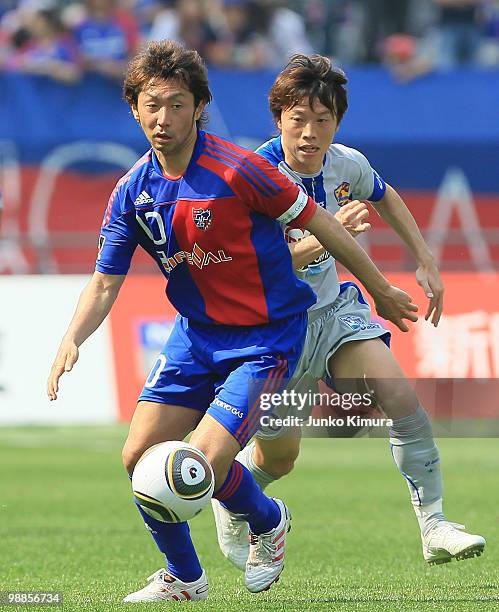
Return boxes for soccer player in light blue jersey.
[46,42,418,603]
[212,54,486,569]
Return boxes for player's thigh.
[329,338,418,418]
[208,354,293,450]
[123,401,203,474]
[191,353,298,487]
[253,432,301,477]
[297,282,391,389]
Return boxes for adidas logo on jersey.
[134,191,155,206]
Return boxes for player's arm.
[289,236,325,269]
[47,176,136,400]
[303,204,418,332]
[371,184,444,325]
[230,151,416,329]
[289,199,370,269]
[47,271,125,400]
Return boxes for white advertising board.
[0,276,116,424]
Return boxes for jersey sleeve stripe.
[203,139,281,196]
[369,170,387,201]
[204,143,279,196]
[201,151,274,197]
[276,190,309,224]
[102,185,119,227]
[102,151,151,227]
[205,135,282,194]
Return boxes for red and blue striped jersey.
[96,130,317,325]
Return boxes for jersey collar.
[150,129,206,179]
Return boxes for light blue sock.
[237,441,276,490]
[389,404,444,535]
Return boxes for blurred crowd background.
[0,0,497,279]
[0,0,498,84]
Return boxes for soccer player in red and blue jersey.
[47,41,418,603]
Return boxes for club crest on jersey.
[334,182,351,206]
[192,208,212,231]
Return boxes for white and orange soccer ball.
[132,441,214,523]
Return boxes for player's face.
[278,97,338,174]
[133,79,204,165]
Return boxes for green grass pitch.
[0,427,497,611]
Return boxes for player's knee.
[208,454,232,490]
[268,455,296,478]
[122,442,146,476]
[375,382,418,417]
[195,445,232,490]
[255,442,299,478]
[380,385,418,418]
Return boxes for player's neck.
[285,158,323,177]
[155,130,198,178]
[282,146,323,176]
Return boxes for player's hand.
[335,200,371,236]
[416,262,444,327]
[373,285,418,332]
[47,340,79,401]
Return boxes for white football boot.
[211,499,249,571]
[245,498,291,593]
[123,568,209,602]
[422,521,486,565]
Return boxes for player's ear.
[194,102,205,122]
[132,106,140,123]
[276,116,282,131]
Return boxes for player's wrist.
[413,244,437,267]
[365,275,391,299]
[417,254,437,268]
[61,334,79,349]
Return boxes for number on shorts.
[145,355,167,388]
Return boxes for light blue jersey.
[257,136,386,310]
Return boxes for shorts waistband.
[184,311,307,332]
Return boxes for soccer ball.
[132,441,214,523]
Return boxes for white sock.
[414,498,445,537]
[236,441,276,491]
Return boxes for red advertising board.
[381,272,499,379]
[4,171,499,274]
[110,273,499,421]
[109,276,177,421]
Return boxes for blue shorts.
[139,313,307,447]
